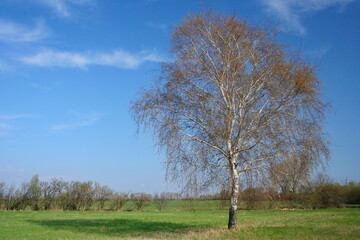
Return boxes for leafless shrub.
[300,174,345,209]
[153,192,170,211]
[130,192,151,211]
[0,182,6,210]
[62,181,95,211]
[110,192,129,211]
[344,181,360,204]
[181,196,197,213]
[218,189,230,210]
[94,183,114,210]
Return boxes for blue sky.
[0,0,359,193]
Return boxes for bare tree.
[0,182,5,210]
[49,178,68,210]
[94,183,114,210]
[269,154,313,198]
[132,12,329,229]
[3,185,17,210]
[40,181,54,210]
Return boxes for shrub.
[27,174,42,210]
[181,197,197,213]
[0,182,5,210]
[153,192,170,211]
[94,183,114,210]
[301,182,345,209]
[110,193,129,211]
[130,192,151,211]
[218,189,230,210]
[62,181,95,211]
[343,182,360,204]
[240,187,268,210]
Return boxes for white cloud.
[37,0,94,18]
[20,49,165,69]
[0,19,49,42]
[51,111,102,131]
[262,0,356,35]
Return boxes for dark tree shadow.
[28,218,206,238]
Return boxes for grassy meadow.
[0,201,359,240]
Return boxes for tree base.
[228,206,237,230]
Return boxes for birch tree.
[131,12,329,229]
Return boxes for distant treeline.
[238,181,360,210]
[202,174,360,210]
[0,175,180,211]
[0,174,359,211]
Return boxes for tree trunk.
[228,163,239,230]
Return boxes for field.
[0,201,359,240]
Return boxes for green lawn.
[0,207,359,239]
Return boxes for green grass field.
[0,202,359,240]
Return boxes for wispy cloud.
[37,0,94,18]
[0,114,34,120]
[261,0,356,35]
[0,165,25,174]
[125,0,162,8]
[29,82,50,90]
[305,45,332,59]
[0,60,10,71]
[0,122,12,136]
[0,19,49,42]
[39,175,69,181]
[147,22,168,32]
[0,114,34,136]
[20,49,165,69]
[51,111,102,131]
